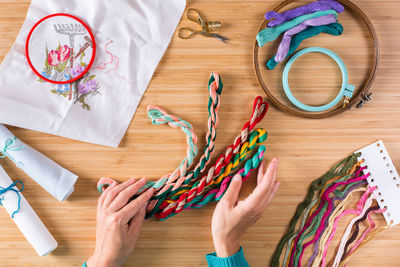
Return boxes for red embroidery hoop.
[25,13,96,85]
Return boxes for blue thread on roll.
[0,181,24,218]
[0,137,25,168]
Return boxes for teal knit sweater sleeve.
[83,247,249,267]
[206,247,250,267]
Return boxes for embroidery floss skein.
[321,185,374,267]
[270,153,360,267]
[290,167,368,267]
[343,206,383,261]
[256,10,338,47]
[98,73,270,220]
[148,99,268,219]
[340,205,382,260]
[291,168,368,266]
[272,144,395,267]
[265,0,344,27]
[155,130,267,220]
[310,186,368,267]
[147,128,267,219]
[274,14,338,62]
[289,170,368,267]
[332,193,376,267]
[267,23,343,70]
[307,180,367,267]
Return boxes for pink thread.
[320,186,374,267]
[300,184,373,266]
[332,192,376,267]
[94,40,133,84]
[289,167,368,267]
[343,207,384,266]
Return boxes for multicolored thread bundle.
[98,73,269,220]
[270,148,394,267]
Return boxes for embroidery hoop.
[253,0,379,119]
[25,13,96,85]
[282,47,355,112]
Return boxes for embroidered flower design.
[70,64,85,78]
[78,79,97,94]
[38,35,101,111]
[58,45,71,62]
[48,50,60,66]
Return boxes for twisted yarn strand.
[155,128,267,219]
[144,106,198,190]
[97,73,270,221]
[270,153,359,267]
[167,73,223,191]
[157,145,267,220]
[145,98,269,218]
[145,73,223,211]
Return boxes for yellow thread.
[309,162,360,217]
[167,129,266,199]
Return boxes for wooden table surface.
[0,0,399,266]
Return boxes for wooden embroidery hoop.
[253,0,379,119]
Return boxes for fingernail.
[233,174,241,182]
[147,187,155,194]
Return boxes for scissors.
[178,8,229,44]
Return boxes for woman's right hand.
[211,158,280,257]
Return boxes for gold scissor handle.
[178,27,200,39]
[186,8,205,26]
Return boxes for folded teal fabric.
[256,9,338,47]
[206,247,250,267]
[266,23,344,70]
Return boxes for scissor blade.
[210,33,230,44]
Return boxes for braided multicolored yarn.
[98,73,221,195]
[97,73,270,220]
[158,145,267,220]
[144,98,269,219]
[144,106,199,191]
[150,73,223,196]
[154,129,268,219]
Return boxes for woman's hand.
[211,158,280,257]
[87,178,154,267]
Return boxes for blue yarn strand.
[0,181,24,218]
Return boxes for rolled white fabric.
[0,124,78,201]
[0,165,57,256]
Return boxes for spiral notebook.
[356,140,400,226]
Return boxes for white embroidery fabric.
[0,0,186,147]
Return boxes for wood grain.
[0,0,399,266]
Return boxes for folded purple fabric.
[265,0,344,28]
[275,14,338,62]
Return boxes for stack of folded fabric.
[256,0,345,70]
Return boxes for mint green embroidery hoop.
[282,47,355,112]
